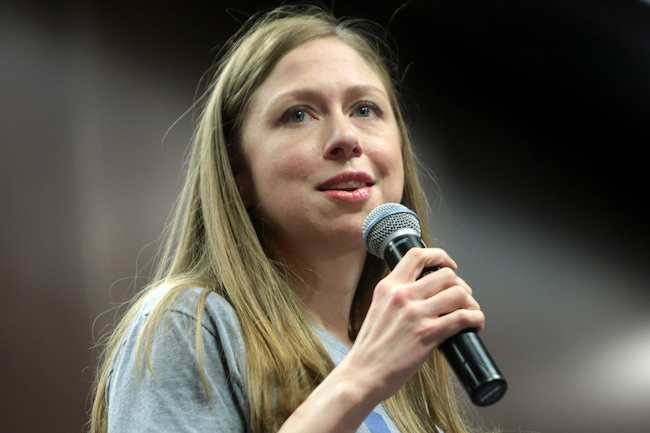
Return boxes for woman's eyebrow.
[264,85,387,115]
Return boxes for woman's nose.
[323,115,363,160]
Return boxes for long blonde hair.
[88,4,473,433]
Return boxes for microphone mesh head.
[362,203,421,258]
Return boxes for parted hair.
[88,4,474,433]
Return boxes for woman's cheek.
[275,153,314,180]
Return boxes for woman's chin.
[321,224,366,249]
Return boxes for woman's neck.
[274,242,367,347]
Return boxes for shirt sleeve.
[106,290,249,433]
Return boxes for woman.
[88,4,485,433]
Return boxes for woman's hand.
[279,248,483,433]
[339,247,485,406]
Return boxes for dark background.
[2,1,649,432]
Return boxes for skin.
[239,36,404,344]
[238,37,485,432]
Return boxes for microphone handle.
[383,234,507,406]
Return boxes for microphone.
[362,202,507,406]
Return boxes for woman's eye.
[282,107,313,124]
[353,102,381,118]
[280,103,381,124]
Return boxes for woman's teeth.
[326,181,366,190]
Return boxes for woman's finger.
[408,266,460,299]
[387,248,458,283]
[417,309,486,346]
[417,284,481,318]
[456,276,473,295]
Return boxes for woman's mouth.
[316,171,375,203]
[319,185,372,202]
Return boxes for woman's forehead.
[250,37,388,114]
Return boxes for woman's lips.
[317,171,374,191]
[320,186,371,202]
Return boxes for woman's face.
[238,37,404,252]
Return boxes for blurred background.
[2,1,649,432]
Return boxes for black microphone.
[362,202,507,406]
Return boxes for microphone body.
[383,232,507,406]
[362,203,507,406]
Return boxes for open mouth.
[318,185,373,202]
[316,182,374,192]
[316,171,375,201]
[319,186,367,192]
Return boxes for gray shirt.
[106,286,432,433]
